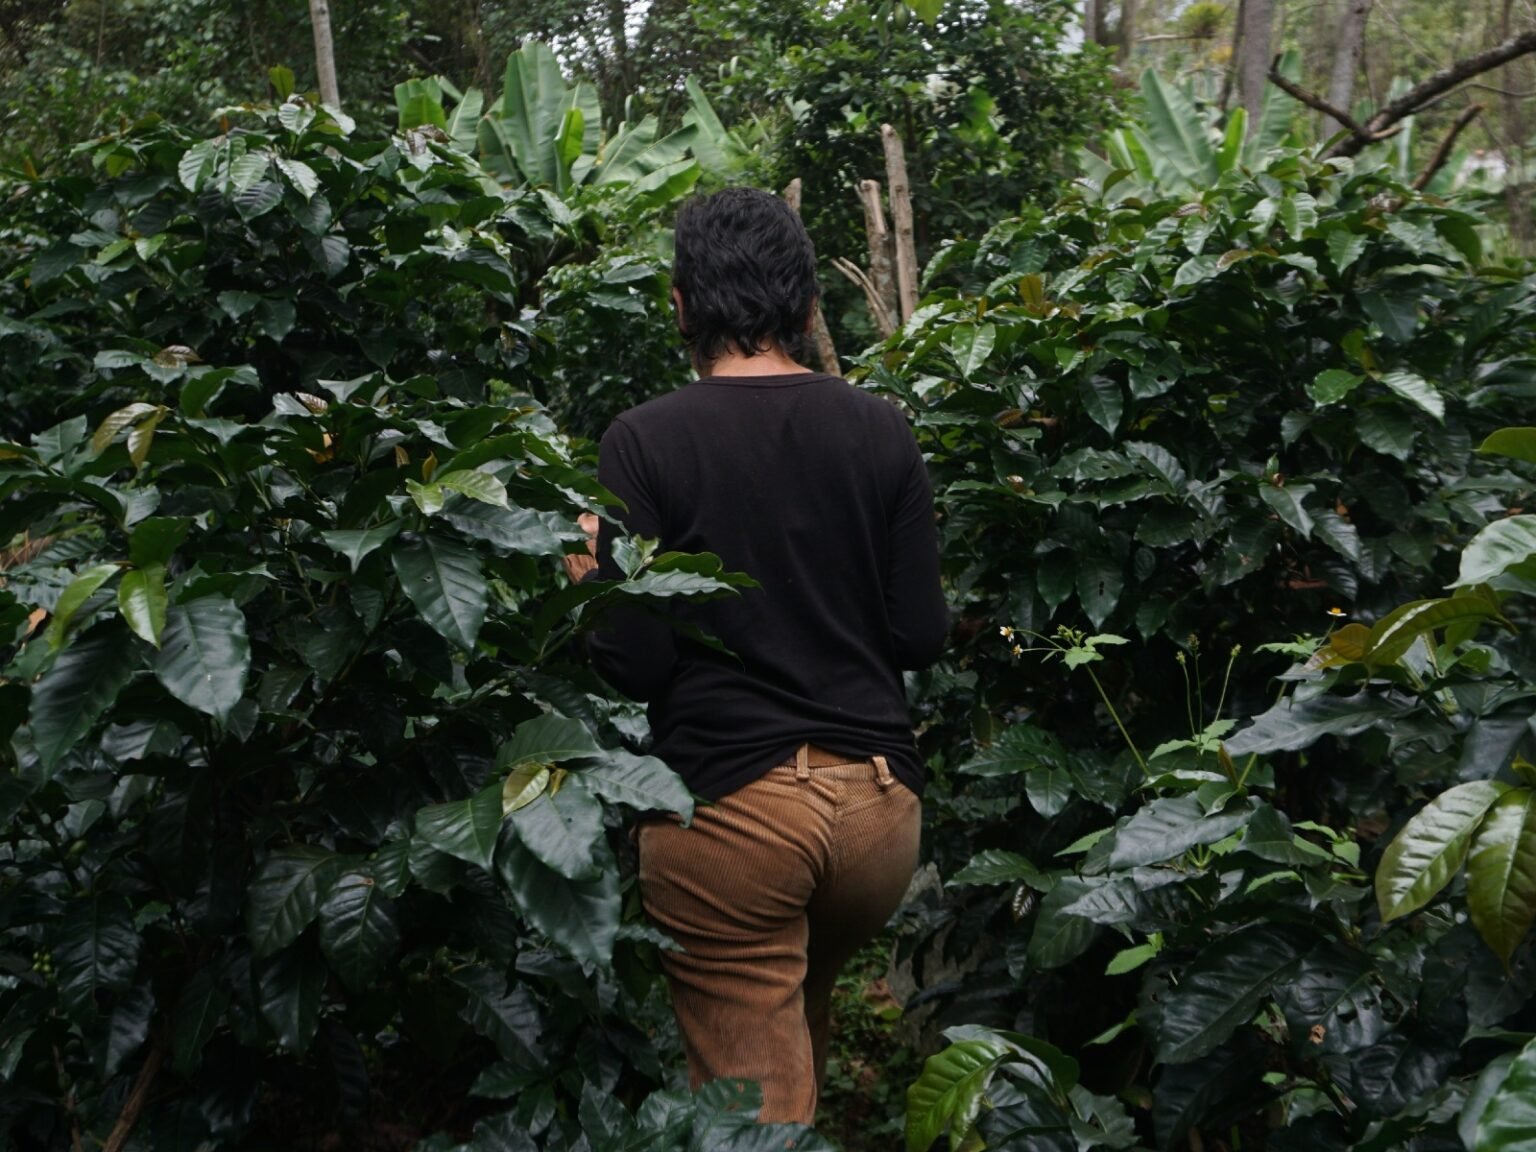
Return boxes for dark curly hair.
[670,187,819,370]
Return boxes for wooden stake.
[781,179,840,376]
[880,124,919,324]
[858,179,898,337]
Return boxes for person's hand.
[561,512,600,583]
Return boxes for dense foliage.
[859,119,1536,1148]
[5,19,1536,1150]
[0,94,843,1152]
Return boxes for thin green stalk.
[1178,652,1196,739]
[1214,645,1241,723]
[1085,665,1147,774]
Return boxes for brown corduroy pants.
[636,742,922,1124]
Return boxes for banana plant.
[393,41,749,210]
[1080,58,1303,200]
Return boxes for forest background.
[2,1,1536,1151]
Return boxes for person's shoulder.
[608,384,702,433]
[827,377,915,432]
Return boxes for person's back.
[589,370,945,800]
[572,186,945,1128]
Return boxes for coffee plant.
[0,81,830,1152]
[863,142,1536,1149]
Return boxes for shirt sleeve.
[886,431,950,670]
[583,418,679,701]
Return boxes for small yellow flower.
[1326,607,1347,618]
[1010,644,1023,657]
[999,625,1015,639]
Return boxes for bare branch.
[832,257,896,338]
[1330,27,1536,156]
[1413,103,1485,191]
[1266,64,1370,135]
[102,1039,165,1152]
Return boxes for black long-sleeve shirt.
[581,371,947,800]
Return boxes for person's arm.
[582,419,679,700]
[886,433,949,670]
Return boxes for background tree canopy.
[2,1,1536,1150]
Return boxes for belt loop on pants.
[795,743,811,781]
[872,755,893,790]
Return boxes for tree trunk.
[1501,0,1533,252]
[1323,0,1372,139]
[1116,0,1138,65]
[880,124,920,324]
[1236,0,1274,128]
[1083,0,1110,46]
[308,0,340,110]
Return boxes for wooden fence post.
[880,124,919,324]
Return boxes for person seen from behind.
[560,186,948,1124]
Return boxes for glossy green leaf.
[1327,229,1367,272]
[501,764,551,814]
[451,965,541,1065]
[1146,925,1305,1063]
[497,833,619,969]
[245,846,341,959]
[1225,691,1408,756]
[392,532,488,650]
[31,624,140,770]
[1475,1038,1536,1150]
[1258,483,1314,539]
[949,849,1044,888]
[498,713,602,768]
[1277,945,1386,1055]
[320,523,401,572]
[318,872,400,990]
[1456,516,1536,587]
[1380,369,1445,421]
[1279,193,1318,240]
[953,322,996,379]
[118,564,168,647]
[1477,427,1536,466]
[153,595,250,721]
[1076,554,1122,628]
[509,775,605,881]
[1376,781,1506,922]
[128,516,190,566]
[275,156,318,201]
[1467,789,1536,964]
[54,895,141,1020]
[1107,795,1253,869]
[1028,876,1100,970]
[256,941,326,1053]
[1025,766,1072,819]
[416,783,504,871]
[45,563,120,648]
[1080,375,1123,435]
[1308,368,1364,405]
[958,724,1062,778]
[435,468,509,508]
[904,1036,1010,1152]
[576,748,693,820]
